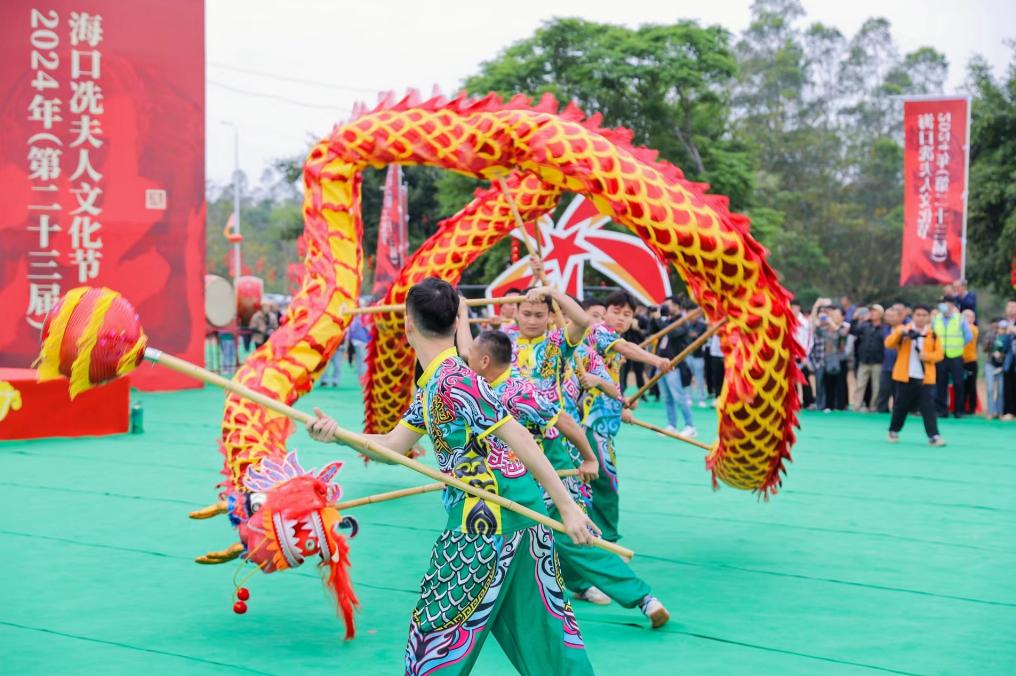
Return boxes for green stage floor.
[2,374,1014,675]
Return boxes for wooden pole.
[626,319,727,407]
[468,316,514,326]
[638,308,704,349]
[143,348,631,559]
[342,295,526,317]
[336,469,578,511]
[625,417,712,451]
[496,176,587,377]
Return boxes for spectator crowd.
[791,280,1016,444]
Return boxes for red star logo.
[487,196,672,303]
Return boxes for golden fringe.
[68,288,118,399]
[34,286,90,382]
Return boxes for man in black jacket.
[850,304,885,411]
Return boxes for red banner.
[371,164,408,297]
[901,97,969,286]
[0,1,205,390]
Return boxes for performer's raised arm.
[454,294,474,356]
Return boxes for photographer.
[850,305,885,412]
[885,304,945,445]
[809,298,849,411]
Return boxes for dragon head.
[197,451,359,638]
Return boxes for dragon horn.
[194,543,244,564]
[188,502,228,519]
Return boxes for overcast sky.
[205,0,1015,185]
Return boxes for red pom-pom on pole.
[35,287,147,398]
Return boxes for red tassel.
[322,534,359,639]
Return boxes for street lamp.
[221,120,241,289]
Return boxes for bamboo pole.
[638,308,704,349]
[626,319,727,407]
[625,417,712,451]
[336,469,579,511]
[143,348,631,559]
[496,176,587,377]
[468,316,514,326]
[342,295,526,317]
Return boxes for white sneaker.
[640,596,670,628]
[698,401,708,408]
[679,426,697,438]
[575,586,611,606]
[663,425,678,434]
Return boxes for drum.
[205,275,236,328]
[236,275,264,325]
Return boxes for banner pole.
[961,95,972,282]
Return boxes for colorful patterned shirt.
[582,323,624,436]
[488,369,560,441]
[562,340,612,423]
[399,347,547,535]
[504,326,579,403]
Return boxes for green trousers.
[404,525,594,675]
[541,435,648,607]
[585,427,620,543]
[548,503,651,608]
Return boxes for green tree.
[463,18,751,207]
[444,17,754,289]
[966,50,1016,296]
[733,1,949,301]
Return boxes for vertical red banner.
[0,0,205,390]
[371,164,408,297]
[901,97,970,287]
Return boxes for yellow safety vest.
[933,315,965,358]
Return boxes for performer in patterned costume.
[465,330,670,628]
[580,291,669,543]
[501,283,592,482]
[308,279,598,676]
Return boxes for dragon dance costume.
[504,330,652,609]
[398,347,591,676]
[575,323,627,543]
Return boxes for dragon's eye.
[305,538,317,552]
[249,493,267,513]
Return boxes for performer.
[308,278,597,676]
[500,284,592,494]
[497,287,523,330]
[465,328,670,628]
[581,291,672,543]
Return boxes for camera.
[906,328,922,340]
